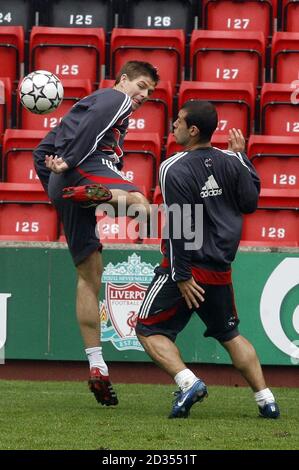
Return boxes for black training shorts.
[136,272,240,343]
[47,153,140,265]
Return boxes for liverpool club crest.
[100,254,157,351]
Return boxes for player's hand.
[45,154,69,174]
[228,128,245,153]
[177,277,205,310]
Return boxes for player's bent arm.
[58,91,131,169]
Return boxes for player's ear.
[190,125,199,136]
[120,73,128,83]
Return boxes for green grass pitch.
[0,380,298,450]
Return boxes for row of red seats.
[1,77,299,143]
[2,25,299,88]
[0,129,161,200]
[0,181,298,247]
[1,129,299,199]
[0,130,298,245]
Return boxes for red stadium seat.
[272,0,279,19]
[281,0,299,31]
[2,129,47,185]
[202,0,273,39]
[0,26,24,84]
[259,188,299,209]
[190,30,265,88]
[260,83,299,135]
[122,132,161,199]
[29,26,105,84]
[152,185,163,205]
[247,135,299,202]
[110,28,185,88]
[99,79,173,142]
[0,234,54,241]
[0,77,12,138]
[178,81,255,137]
[211,135,232,150]
[241,207,299,247]
[19,78,93,130]
[165,133,183,158]
[0,183,58,241]
[271,32,299,83]
[96,213,140,244]
[99,79,115,87]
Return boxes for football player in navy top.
[136,100,280,420]
[34,61,159,407]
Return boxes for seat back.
[96,214,140,244]
[179,81,255,137]
[0,77,12,138]
[202,0,273,38]
[281,0,299,31]
[122,132,161,198]
[247,135,299,194]
[165,133,183,158]
[258,188,299,209]
[260,83,299,135]
[2,129,47,185]
[19,78,93,130]
[272,32,299,83]
[211,135,231,150]
[30,26,105,84]
[0,26,24,84]
[241,207,299,247]
[0,182,58,241]
[100,79,173,142]
[110,28,185,88]
[190,30,265,88]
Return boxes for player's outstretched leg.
[88,367,118,406]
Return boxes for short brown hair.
[115,61,160,85]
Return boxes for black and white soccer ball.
[19,70,64,114]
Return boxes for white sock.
[254,388,275,407]
[85,346,108,376]
[174,369,198,392]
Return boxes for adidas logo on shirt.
[200,175,222,198]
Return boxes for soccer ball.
[19,70,64,114]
